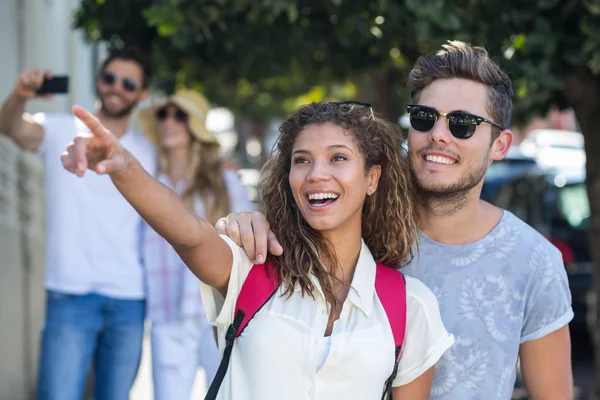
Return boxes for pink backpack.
[205,261,407,400]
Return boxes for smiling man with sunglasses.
[401,41,573,399]
[0,47,156,399]
[211,41,574,399]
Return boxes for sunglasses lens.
[102,73,116,85]
[174,109,188,123]
[156,108,168,121]
[409,107,437,132]
[448,113,477,139]
[123,78,137,92]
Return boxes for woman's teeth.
[307,192,339,207]
[308,193,339,200]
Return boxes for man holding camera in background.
[0,47,156,400]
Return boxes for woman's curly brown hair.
[259,102,418,306]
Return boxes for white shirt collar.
[345,240,377,316]
[293,239,377,317]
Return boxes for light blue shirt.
[403,210,574,399]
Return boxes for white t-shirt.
[34,113,156,299]
[200,236,455,400]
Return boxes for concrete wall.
[0,0,100,117]
[0,137,27,400]
[0,1,92,397]
[0,136,45,400]
[19,150,46,399]
[0,0,21,101]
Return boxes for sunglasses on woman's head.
[156,107,188,123]
[406,104,504,139]
[101,72,138,93]
[330,101,375,119]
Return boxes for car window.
[493,176,550,234]
[485,159,538,181]
[557,183,589,229]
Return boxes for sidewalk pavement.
[130,324,208,400]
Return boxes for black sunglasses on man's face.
[406,104,504,139]
[100,72,138,93]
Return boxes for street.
[130,323,208,400]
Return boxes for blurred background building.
[0,1,94,398]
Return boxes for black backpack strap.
[204,263,279,400]
[205,310,245,400]
[381,345,402,400]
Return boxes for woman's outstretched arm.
[61,106,233,295]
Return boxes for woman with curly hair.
[61,101,454,399]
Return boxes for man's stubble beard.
[100,102,137,119]
[409,152,489,217]
[97,89,139,120]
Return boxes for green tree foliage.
[75,0,426,120]
[74,0,600,124]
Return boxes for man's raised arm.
[0,70,50,152]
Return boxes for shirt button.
[313,339,318,346]
[307,388,314,397]
[333,349,340,356]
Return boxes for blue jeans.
[36,291,145,400]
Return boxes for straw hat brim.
[138,93,218,146]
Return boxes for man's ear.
[490,128,513,161]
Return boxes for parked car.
[520,128,586,171]
[483,165,592,330]
[481,146,541,201]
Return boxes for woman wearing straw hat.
[138,89,253,399]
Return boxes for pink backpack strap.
[205,262,279,400]
[375,262,407,400]
[234,262,280,336]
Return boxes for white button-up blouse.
[200,236,454,400]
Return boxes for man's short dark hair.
[408,41,513,138]
[99,46,152,89]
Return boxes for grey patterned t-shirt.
[403,210,574,399]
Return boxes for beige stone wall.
[0,136,45,400]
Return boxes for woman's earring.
[367,190,373,196]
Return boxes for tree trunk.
[375,70,402,124]
[563,72,600,397]
[233,117,249,168]
[356,70,403,124]
[236,118,269,169]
